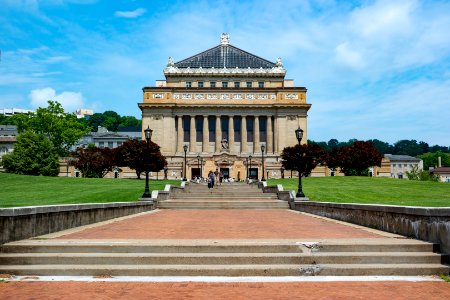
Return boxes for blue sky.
[1,0,450,146]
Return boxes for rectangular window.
[258,81,264,88]
[186,81,192,88]
[198,81,204,88]
[246,82,252,88]
[117,142,122,147]
[108,142,113,148]
[183,117,190,142]
[234,81,240,88]
[210,81,216,88]
[222,82,228,88]
[99,142,104,148]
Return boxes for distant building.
[0,108,33,116]
[72,126,139,150]
[430,167,450,182]
[75,109,94,119]
[383,154,423,179]
[0,125,17,162]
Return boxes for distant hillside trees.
[80,110,141,132]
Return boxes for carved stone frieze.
[285,93,298,100]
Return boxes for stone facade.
[139,34,311,180]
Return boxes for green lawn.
[268,177,450,207]
[0,173,180,208]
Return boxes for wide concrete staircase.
[0,239,448,276]
[158,182,289,209]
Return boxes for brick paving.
[1,281,449,299]
[57,209,383,239]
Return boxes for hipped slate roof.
[174,44,277,69]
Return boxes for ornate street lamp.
[261,144,266,181]
[196,153,201,179]
[183,144,188,181]
[249,154,252,180]
[295,127,305,198]
[142,126,153,198]
[245,157,249,180]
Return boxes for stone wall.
[0,202,155,244]
[293,201,450,254]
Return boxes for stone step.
[0,263,447,276]
[157,202,289,209]
[0,252,442,265]
[1,240,437,254]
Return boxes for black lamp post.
[261,144,266,181]
[196,153,201,178]
[245,158,249,180]
[183,144,188,181]
[281,166,285,179]
[249,154,252,179]
[142,126,153,198]
[295,127,305,198]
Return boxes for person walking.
[219,170,224,185]
[208,170,215,193]
[214,169,219,188]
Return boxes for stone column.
[202,115,209,153]
[267,116,273,153]
[190,115,196,153]
[274,117,278,154]
[228,115,234,153]
[215,115,221,153]
[177,115,183,153]
[254,115,260,153]
[241,116,248,153]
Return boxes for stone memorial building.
[139,34,311,180]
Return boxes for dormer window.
[186,81,192,88]
[222,82,228,88]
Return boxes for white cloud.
[43,55,72,63]
[114,8,146,18]
[334,42,365,70]
[29,87,84,113]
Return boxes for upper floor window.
[222,82,228,88]
[185,81,192,88]
[210,81,216,88]
[258,81,264,88]
[198,81,204,88]
[234,81,240,88]
[99,142,104,148]
[246,82,252,88]
[108,142,114,148]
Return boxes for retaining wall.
[0,201,155,244]
[293,201,450,254]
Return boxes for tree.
[368,139,393,154]
[70,145,116,178]
[1,131,59,176]
[115,139,167,179]
[418,152,450,170]
[393,140,424,156]
[281,144,325,177]
[406,165,439,181]
[119,116,141,127]
[325,141,383,176]
[12,101,89,157]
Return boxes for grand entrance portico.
[139,34,311,180]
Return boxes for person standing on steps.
[219,170,224,185]
[214,168,219,188]
[208,170,215,193]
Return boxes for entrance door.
[249,168,258,180]
[191,168,200,179]
[220,168,230,179]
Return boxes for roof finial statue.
[167,56,174,67]
[276,57,283,67]
[220,33,230,45]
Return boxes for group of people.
[206,169,235,192]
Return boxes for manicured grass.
[0,173,180,208]
[268,177,450,207]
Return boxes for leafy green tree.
[406,165,439,181]
[1,131,59,176]
[281,144,325,177]
[115,139,167,179]
[12,101,89,157]
[70,145,117,178]
[393,140,424,156]
[119,115,141,127]
[368,139,393,154]
[418,152,450,170]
